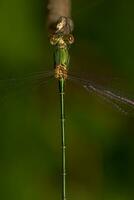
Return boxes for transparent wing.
[68,74,134,115]
[0,70,53,89]
[0,70,54,105]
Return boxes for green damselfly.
[1,15,134,200]
[1,3,134,200]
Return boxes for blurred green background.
[0,0,134,199]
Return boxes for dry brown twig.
[47,0,73,33]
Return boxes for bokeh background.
[0,0,134,199]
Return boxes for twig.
[47,0,72,33]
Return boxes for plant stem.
[47,0,71,32]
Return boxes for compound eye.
[66,34,74,44]
[50,34,59,45]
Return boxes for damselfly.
[0,15,134,200]
[1,1,134,200]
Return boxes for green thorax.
[54,45,70,69]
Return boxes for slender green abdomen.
[59,78,66,200]
[54,46,70,69]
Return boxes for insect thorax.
[55,65,68,80]
[49,16,74,80]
